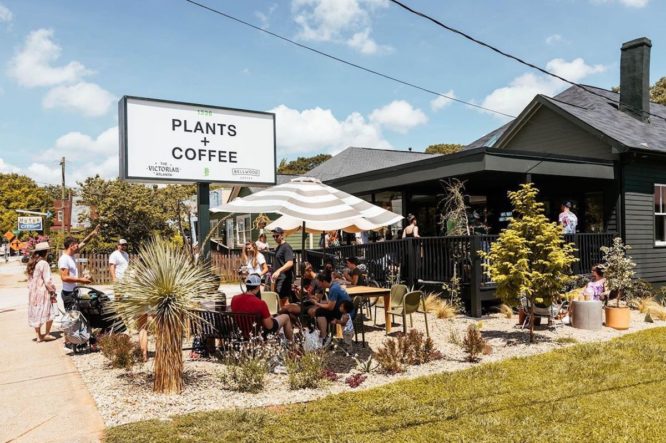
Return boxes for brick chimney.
[620,37,651,122]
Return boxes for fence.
[70,253,138,285]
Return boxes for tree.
[438,179,470,236]
[277,154,332,175]
[481,183,577,343]
[600,237,636,307]
[425,144,463,155]
[611,75,666,105]
[0,173,50,235]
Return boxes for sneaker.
[563,315,571,325]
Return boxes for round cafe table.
[571,300,603,330]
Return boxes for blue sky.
[0,0,665,185]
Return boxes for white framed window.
[235,215,251,246]
[655,184,666,246]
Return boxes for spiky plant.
[113,237,219,394]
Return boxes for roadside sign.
[3,232,13,241]
[18,216,43,231]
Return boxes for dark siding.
[623,158,666,283]
[502,107,616,160]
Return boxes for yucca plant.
[113,237,219,394]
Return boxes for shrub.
[345,374,367,388]
[424,293,457,319]
[286,350,329,390]
[462,324,486,362]
[98,334,140,370]
[448,327,462,346]
[322,368,340,382]
[499,304,513,319]
[374,330,443,374]
[220,355,269,393]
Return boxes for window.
[655,184,666,246]
[236,215,251,246]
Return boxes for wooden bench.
[189,310,263,352]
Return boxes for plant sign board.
[18,216,43,231]
[119,96,276,185]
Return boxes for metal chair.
[374,284,408,326]
[519,296,563,329]
[351,296,366,346]
[261,291,280,316]
[386,290,429,337]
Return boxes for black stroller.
[61,286,126,353]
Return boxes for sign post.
[119,96,276,259]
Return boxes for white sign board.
[119,96,276,184]
[18,216,43,231]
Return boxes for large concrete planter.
[605,306,631,330]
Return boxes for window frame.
[655,184,666,247]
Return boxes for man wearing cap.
[109,239,130,283]
[270,227,295,305]
[559,202,578,234]
[231,274,293,340]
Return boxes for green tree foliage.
[481,183,577,342]
[0,173,50,235]
[77,176,194,252]
[424,144,463,155]
[600,237,636,307]
[277,154,332,175]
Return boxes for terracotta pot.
[605,306,631,330]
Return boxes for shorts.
[275,276,293,300]
[61,289,77,311]
[314,307,342,322]
[265,317,280,334]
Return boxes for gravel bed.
[67,310,665,427]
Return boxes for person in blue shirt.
[312,272,354,343]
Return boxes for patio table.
[346,285,392,334]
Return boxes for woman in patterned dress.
[27,242,57,342]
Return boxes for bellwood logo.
[232,168,260,176]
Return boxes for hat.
[563,201,572,208]
[118,239,128,245]
[271,227,285,235]
[245,273,262,287]
[34,242,50,252]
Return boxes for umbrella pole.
[301,221,306,301]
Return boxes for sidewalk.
[0,260,105,443]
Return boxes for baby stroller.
[61,286,126,352]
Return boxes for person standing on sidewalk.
[59,233,96,310]
[27,242,57,342]
[270,227,294,306]
[109,239,129,282]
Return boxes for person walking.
[27,242,57,342]
[270,227,294,306]
[109,239,130,282]
[559,201,578,234]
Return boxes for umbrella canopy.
[210,177,403,232]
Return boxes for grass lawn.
[106,328,666,442]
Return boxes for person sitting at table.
[231,274,293,341]
[312,272,353,345]
[343,256,366,286]
[584,265,607,301]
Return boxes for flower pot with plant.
[600,238,636,330]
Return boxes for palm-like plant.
[113,237,219,393]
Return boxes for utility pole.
[60,157,66,235]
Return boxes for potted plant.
[600,237,636,330]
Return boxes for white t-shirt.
[246,252,266,275]
[109,250,130,280]
[58,253,78,292]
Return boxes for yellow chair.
[374,284,408,326]
[261,291,280,316]
[386,290,429,337]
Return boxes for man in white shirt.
[109,239,130,282]
[59,236,92,310]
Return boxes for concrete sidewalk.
[0,260,105,443]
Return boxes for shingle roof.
[307,147,440,182]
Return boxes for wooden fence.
[211,250,244,282]
[71,253,138,285]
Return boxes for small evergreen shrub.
[220,355,269,393]
[374,330,442,374]
[286,350,329,390]
[462,324,486,362]
[98,334,140,370]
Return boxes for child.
[332,300,355,345]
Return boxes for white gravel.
[67,309,665,427]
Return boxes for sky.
[0,0,665,186]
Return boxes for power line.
[183,0,516,118]
[388,0,666,123]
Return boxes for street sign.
[17,216,43,231]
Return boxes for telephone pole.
[60,157,65,235]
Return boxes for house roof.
[475,85,666,154]
[307,147,439,183]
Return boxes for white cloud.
[369,100,428,133]
[7,29,92,88]
[430,90,456,111]
[0,157,21,173]
[545,34,563,45]
[592,0,648,7]
[479,58,606,118]
[270,104,390,154]
[42,81,115,117]
[42,127,118,160]
[0,3,12,24]
[292,0,390,54]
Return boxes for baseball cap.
[245,273,262,287]
[118,239,128,245]
[563,201,572,208]
[271,227,285,235]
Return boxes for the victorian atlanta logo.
[148,162,180,177]
[232,168,260,177]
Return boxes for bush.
[98,334,140,370]
[374,329,442,374]
[345,374,367,388]
[462,324,486,362]
[220,356,269,393]
[286,350,329,390]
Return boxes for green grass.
[106,328,666,443]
